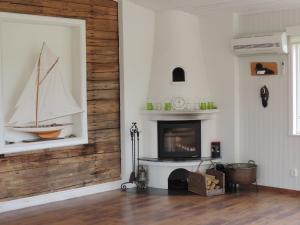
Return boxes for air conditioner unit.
[231,32,288,55]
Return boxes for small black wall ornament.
[260,85,269,108]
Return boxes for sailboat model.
[9,42,82,139]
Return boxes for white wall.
[238,9,300,190]
[197,9,300,191]
[198,13,238,163]
[238,8,300,35]
[197,9,300,190]
[119,0,155,179]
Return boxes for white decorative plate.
[171,97,186,110]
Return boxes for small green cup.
[146,102,154,110]
[164,102,172,111]
[211,102,217,109]
[199,102,207,110]
[207,102,213,110]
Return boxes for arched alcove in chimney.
[172,67,185,82]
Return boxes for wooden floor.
[1,188,300,225]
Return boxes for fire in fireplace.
[158,120,201,160]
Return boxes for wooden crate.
[188,169,225,196]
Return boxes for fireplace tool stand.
[121,122,147,191]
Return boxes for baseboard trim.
[0,180,123,214]
[258,185,300,195]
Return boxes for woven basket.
[188,169,225,196]
[226,160,257,185]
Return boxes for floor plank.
[1,188,300,225]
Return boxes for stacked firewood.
[206,174,221,191]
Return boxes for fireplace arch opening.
[168,168,189,191]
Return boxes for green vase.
[164,102,172,111]
[207,102,213,110]
[200,102,207,110]
[146,102,154,110]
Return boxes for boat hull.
[31,130,61,139]
[12,125,69,139]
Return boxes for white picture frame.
[0,12,88,154]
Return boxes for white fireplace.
[139,111,219,189]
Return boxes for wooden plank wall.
[0,0,120,201]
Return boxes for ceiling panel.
[129,0,300,15]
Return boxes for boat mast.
[35,43,44,127]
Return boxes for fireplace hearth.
[158,120,201,160]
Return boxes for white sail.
[38,62,82,122]
[9,62,38,125]
[9,43,82,126]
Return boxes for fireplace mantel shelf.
[141,109,219,121]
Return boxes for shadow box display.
[0,12,88,154]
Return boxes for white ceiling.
[129,0,300,15]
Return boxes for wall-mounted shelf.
[141,109,219,121]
